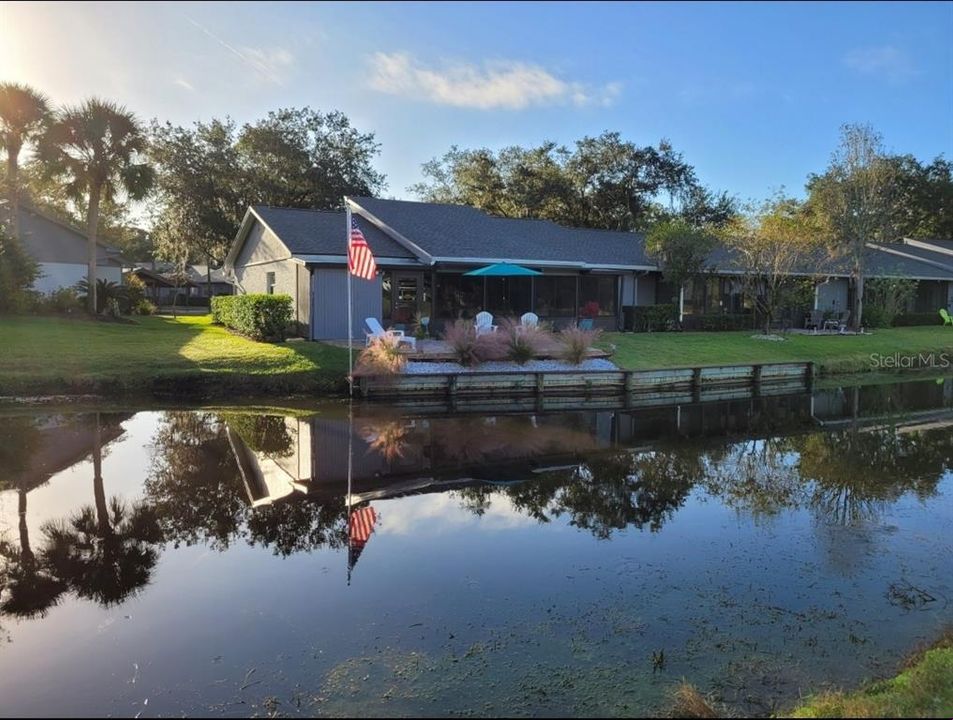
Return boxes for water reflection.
[1,379,951,594]
[0,377,951,716]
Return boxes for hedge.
[892,312,944,327]
[623,304,677,332]
[211,294,293,341]
[682,312,755,331]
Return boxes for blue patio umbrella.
[464,262,541,277]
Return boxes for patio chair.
[805,309,824,332]
[365,317,416,350]
[519,312,539,330]
[474,311,497,336]
[941,308,953,326]
[836,311,851,333]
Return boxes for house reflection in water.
[222,377,953,512]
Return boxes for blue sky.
[2,1,951,204]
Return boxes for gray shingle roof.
[252,206,417,259]
[351,197,653,268]
[18,206,121,265]
[706,242,953,280]
[242,199,953,281]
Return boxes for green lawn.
[603,326,953,375]
[671,630,953,718]
[789,644,953,718]
[2,315,951,399]
[0,314,349,397]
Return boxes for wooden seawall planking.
[358,361,815,400]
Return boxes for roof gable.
[251,206,417,260]
[17,205,121,265]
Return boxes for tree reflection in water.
[144,412,249,550]
[795,425,952,526]
[40,414,164,607]
[0,416,66,619]
[3,404,952,623]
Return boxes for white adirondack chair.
[519,312,539,329]
[474,311,497,336]
[365,317,416,350]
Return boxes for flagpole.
[345,199,354,397]
[346,395,354,586]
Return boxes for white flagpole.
[345,199,354,397]
[346,396,353,585]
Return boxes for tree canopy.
[148,107,386,269]
[411,132,736,231]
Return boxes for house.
[126,266,195,305]
[17,205,124,294]
[186,264,234,297]
[224,197,953,340]
[126,263,233,305]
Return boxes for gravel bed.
[403,358,619,374]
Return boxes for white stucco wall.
[33,263,122,294]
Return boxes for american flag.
[348,217,377,280]
[347,504,377,580]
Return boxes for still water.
[1,377,952,717]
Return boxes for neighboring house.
[125,263,233,304]
[126,266,195,305]
[18,205,124,294]
[225,197,953,340]
[186,264,234,297]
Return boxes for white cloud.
[367,52,621,110]
[173,77,196,92]
[844,45,914,82]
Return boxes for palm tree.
[40,99,154,314]
[0,82,50,242]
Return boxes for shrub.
[134,298,156,315]
[558,324,602,365]
[0,226,40,314]
[354,335,406,375]
[627,304,677,332]
[75,278,128,314]
[499,318,548,364]
[442,319,480,366]
[221,413,295,455]
[125,273,147,312]
[442,319,504,366]
[37,287,81,314]
[211,294,293,341]
[682,312,754,331]
[893,312,944,327]
[866,277,919,328]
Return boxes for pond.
[1,376,952,717]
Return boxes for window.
[579,275,617,316]
[381,271,392,322]
[266,272,276,295]
[487,277,532,316]
[533,276,576,316]
[435,273,484,319]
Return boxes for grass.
[789,630,953,718]
[603,326,953,376]
[667,629,953,719]
[3,316,951,400]
[0,314,349,398]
